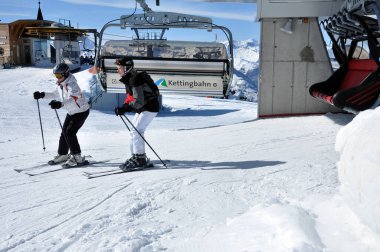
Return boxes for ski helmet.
[53,63,70,79]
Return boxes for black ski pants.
[58,109,89,155]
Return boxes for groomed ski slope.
[1,67,380,251]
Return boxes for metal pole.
[121,115,167,168]
[54,109,70,148]
[119,115,131,131]
[36,99,46,151]
[54,109,63,129]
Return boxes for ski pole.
[119,115,131,131]
[54,109,70,147]
[121,114,167,168]
[54,109,63,129]
[36,99,46,151]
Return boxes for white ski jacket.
[44,73,90,115]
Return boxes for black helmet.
[115,57,134,69]
[53,63,70,79]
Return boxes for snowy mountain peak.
[79,37,95,57]
[228,38,260,101]
[233,38,259,49]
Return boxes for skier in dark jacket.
[33,63,90,167]
[114,57,160,170]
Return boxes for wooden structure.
[0,20,54,67]
[0,2,96,70]
[0,24,10,65]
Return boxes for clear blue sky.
[0,0,260,42]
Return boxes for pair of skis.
[14,159,110,177]
[82,163,154,179]
[14,159,160,178]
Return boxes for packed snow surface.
[1,67,380,251]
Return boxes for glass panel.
[102,40,227,60]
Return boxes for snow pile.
[177,200,325,251]
[336,107,380,234]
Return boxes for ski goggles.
[54,73,64,78]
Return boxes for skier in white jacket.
[33,63,90,167]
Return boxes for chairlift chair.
[309,12,380,113]
[94,12,234,98]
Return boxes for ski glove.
[33,91,45,100]
[114,105,133,116]
[124,105,134,112]
[49,100,62,109]
[114,106,126,116]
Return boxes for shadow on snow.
[94,108,240,117]
[158,108,240,117]
[164,160,286,170]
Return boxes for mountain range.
[229,38,259,102]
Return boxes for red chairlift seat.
[309,59,380,111]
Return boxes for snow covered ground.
[1,67,380,251]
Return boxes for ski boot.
[119,153,150,172]
[124,154,136,166]
[119,154,136,170]
[119,154,138,171]
[48,154,69,165]
[62,153,88,168]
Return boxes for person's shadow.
[158,108,240,117]
[156,159,286,170]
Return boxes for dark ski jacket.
[119,69,160,113]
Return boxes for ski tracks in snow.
[72,174,192,251]
[1,173,183,251]
[2,181,134,251]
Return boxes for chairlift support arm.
[136,0,152,12]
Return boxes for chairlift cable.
[103,33,133,38]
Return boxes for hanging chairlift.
[94,12,234,98]
[309,5,380,113]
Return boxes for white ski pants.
[130,111,157,155]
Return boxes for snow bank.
[336,107,380,234]
[176,200,325,252]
